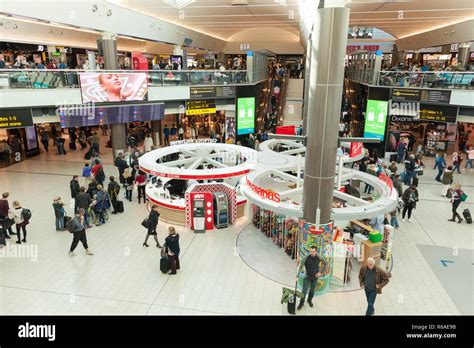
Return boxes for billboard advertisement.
[364,99,388,140]
[237,97,255,135]
[79,73,148,103]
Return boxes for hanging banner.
[349,142,363,158]
[380,225,395,272]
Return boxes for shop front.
[385,88,459,156]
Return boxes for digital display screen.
[364,99,388,141]
[59,104,165,128]
[237,97,255,135]
[25,126,38,150]
[79,73,148,103]
[0,108,33,129]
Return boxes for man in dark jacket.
[75,187,92,228]
[107,176,121,214]
[297,246,327,310]
[392,174,404,198]
[70,176,80,199]
[359,257,390,316]
[404,154,417,185]
[0,192,16,238]
[114,153,129,185]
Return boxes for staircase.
[282,79,304,126]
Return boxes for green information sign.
[364,99,388,140]
[237,97,255,135]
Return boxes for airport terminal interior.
[0,0,473,317]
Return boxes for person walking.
[124,168,134,202]
[144,133,154,153]
[75,187,92,228]
[82,163,92,186]
[68,208,93,256]
[452,152,462,174]
[170,124,177,141]
[401,185,419,223]
[0,192,15,239]
[87,132,100,155]
[163,125,170,146]
[107,176,121,215]
[143,204,162,248]
[465,146,474,170]
[178,124,184,140]
[39,128,49,152]
[52,196,66,231]
[10,201,28,244]
[441,165,454,197]
[434,153,446,182]
[134,171,147,204]
[164,226,180,275]
[94,185,110,225]
[404,154,417,186]
[70,175,81,200]
[297,246,326,310]
[396,140,406,164]
[92,160,105,186]
[114,153,129,185]
[449,183,464,223]
[358,257,390,316]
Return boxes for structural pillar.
[458,42,471,69]
[99,32,127,157]
[302,36,313,136]
[303,4,350,225]
[372,51,383,85]
[151,120,162,148]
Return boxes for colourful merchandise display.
[368,231,382,243]
[297,219,334,295]
[380,224,395,272]
[251,204,298,259]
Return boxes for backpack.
[21,208,32,222]
[66,219,75,233]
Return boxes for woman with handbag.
[165,226,180,275]
[143,204,162,248]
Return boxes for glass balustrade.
[0,69,249,89]
[377,71,473,89]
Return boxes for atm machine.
[192,198,206,233]
[213,192,229,229]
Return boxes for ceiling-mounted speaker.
[183,37,193,46]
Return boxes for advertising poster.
[237,97,255,135]
[79,73,148,103]
[225,116,236,144]
[297,219,334,295]
[364,99,388,140]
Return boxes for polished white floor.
[0,141,473,315]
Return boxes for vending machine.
[213,192,229,229]
[192,198,206,233]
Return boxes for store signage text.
[347,45,380,53]
[246,177,281,203]
[170,139,217,146]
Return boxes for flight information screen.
[59,103,165,128]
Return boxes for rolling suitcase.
[116,200,124,213]
[63,215,72,227]
[287,281,298,315]
[160,256,170,274]
[84,148,93,160]
[0,233,5,247]
[462,209,472,224]
[412,177,418,187]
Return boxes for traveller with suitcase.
[164,226,180,275]
[107,176,122,215]
[142,204,162,248]
[449,183,466,224]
